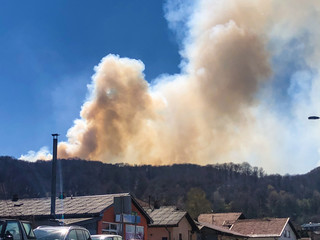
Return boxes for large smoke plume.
[21,0,320,174]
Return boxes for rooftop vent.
[59,192,66,199]
[12,194,19,202]
[154,200,160,209]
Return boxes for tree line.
[1,156,320,224]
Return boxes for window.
[0,221,3,234]
[82,230,90,240]
[76,230,85,240]
[179,233,182,240]
[125,225,144,240]
[162,237,168,240]
[101,222,122,235]
[67,230,78,240]
[5,222,22,240]
[283,230,291,238]
[22,222,35,239]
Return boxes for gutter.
[165,226,172,240]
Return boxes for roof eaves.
[175,212,187,225]
[130,194,153,224]
[199,222,247,237]
[148,224,179,228]
[97,193,130,216]
[184,212,198,231]
[288,219,300,238]
[279,218,290,237]
[248,234,280,238]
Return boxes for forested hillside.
[1,156,320,224]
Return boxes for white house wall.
[278,223,297,240]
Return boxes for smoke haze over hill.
[20,0,320,174]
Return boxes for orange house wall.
[97,203,148,240]
[148,217,195,240]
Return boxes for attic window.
[284,230,291,238]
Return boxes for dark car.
[0,219,36,240]
[34,226,91,240]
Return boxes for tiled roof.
[230,218,289,237]
[145,206,186,226]
[198,212,244,228]
[0,193,129,218]
[197,222,247,237]
[60,218,98,225]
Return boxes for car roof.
[91,235,122,238]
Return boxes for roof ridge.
[279,218,290,236]
[236,217,288,222]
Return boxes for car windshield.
[22,222,36,239]
[34,228,69,240]
[92,236,113,240]
[0,221,3,233]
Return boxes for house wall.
[198,230,245,240]
[219,235,244,240]
[97,202,148,240]
[242,224,297,240]
[197,228,218,240]
[278,224,297,240]
[245,238,274,240]
[148,217,195,240]
[171,217,195,240]
[148,226,171,240]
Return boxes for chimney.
[12,194,19,202]
[154,200,160,209]
[51,133,59,217]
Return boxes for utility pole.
[51,134,59,217]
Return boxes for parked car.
[34,226,91,240]
[91,235,122,240]
[0,219,36,240]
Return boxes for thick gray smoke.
[21,0,320,174]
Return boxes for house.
[301,222,320,240]
[230,218,298,240]
[197,212,298,240]
[0,193,152,240]
[144,206,198,240]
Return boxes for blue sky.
[1,1,320,175]
[0,1,180,157]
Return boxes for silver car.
[34,226,91,240]
[91,235,122,240]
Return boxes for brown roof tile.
[198,212,244,228]
[230,218,289,237]
[198,222,247,237]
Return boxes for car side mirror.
[5,232,14,240]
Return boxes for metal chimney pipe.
[51,133,59,217]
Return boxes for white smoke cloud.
[19,146,52,162]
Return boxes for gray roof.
[60,218,98,225]
[145,206,187,226]
[0,193,129,218]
